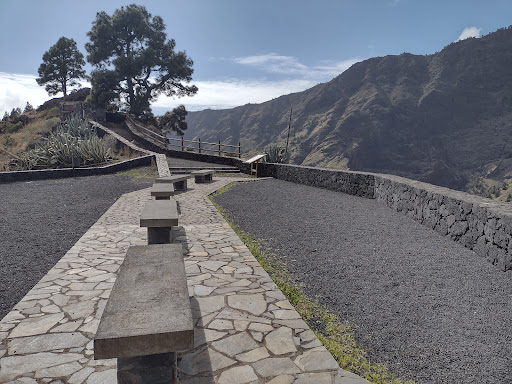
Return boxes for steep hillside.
[186,27,512,191]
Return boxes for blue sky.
[1,0,511,115]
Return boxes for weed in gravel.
[209,182,417,384]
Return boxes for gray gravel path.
[0,173,154,320]
[212,178,512,384]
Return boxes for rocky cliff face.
[185,27,512,190]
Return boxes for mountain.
[185,27,512,191]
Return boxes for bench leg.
[194,175,204,183]
[173,180,187,191]
[118,352,177,384]
[147,227,171,244]
[205,174,213,181]
[155,196,171,200]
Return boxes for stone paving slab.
[0,176,371,384]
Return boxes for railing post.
[218,140,221,156]
[181,136,184,152]
[198,138,201,154]
[238,142,241,158]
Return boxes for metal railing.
[126,115,167,147]
[167,136,241,158]
[126,115,241,158]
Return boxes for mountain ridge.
[185,27,512,190]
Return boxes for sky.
[1,0,512,116]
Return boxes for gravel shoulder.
[0,172,155,320]
[212,178,512,384]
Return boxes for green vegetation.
[209,182,416,384]
[9,115,112,170]
[36,37,86,98]
[159,105,188,136]
[86,4,197,117]
[468,177,512,203]
[265,144,288,163]
[117,164,159,179]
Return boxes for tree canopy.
[36,37,86,98]
[159,105,188,136]
[85,4,198,117]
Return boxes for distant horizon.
[1,0,511,116]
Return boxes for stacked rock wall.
[374,174,512,271]
[257,163,375,198]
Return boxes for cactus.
[10,115,112,170]
[264,144,288,163]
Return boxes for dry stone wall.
[374,174,512,271]
[258,163,375,198]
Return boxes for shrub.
[265,144,288,163]
[3,135,15,147]
[9,114,112,170]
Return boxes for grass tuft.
[209,182,417,384]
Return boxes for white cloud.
[0,72,88,115]
[456,26,482,42]
[0,73,48,115]
[232,54,362,80]
[0,72,319,116]
[1,54,360,117]
[153,79,317,113]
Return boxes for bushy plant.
[9,114,112,170]
[264,144,288,163]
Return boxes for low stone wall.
[0,156,154,183]
[257,162,512,272]
[374,174,512,271]
[256,163,376,198]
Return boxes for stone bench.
[154,175,190,191]
[191,169,214,183]
[151,183,175,200]
[140,200,179,244]
[94,244,193,383]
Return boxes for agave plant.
[59,113,96,139]
[11,115,113,170]
[264,144,288,163]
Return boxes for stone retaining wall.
[0,156,154,183]
[257,163,375,198]
[257,162,512,272]
[374,174,512,271]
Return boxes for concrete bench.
[191,169,214,183]
[154,175,190,191]
[94,244,193,383]
[140,200,178,244]
[150,183,175,200]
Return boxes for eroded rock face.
[187,28,512,191]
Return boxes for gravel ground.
[0,172,155,320]
[212,179,512,384]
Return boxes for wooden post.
[198,138,201,154]
[181,136,184,152]
[238,142,241,158]
[218,141,221,156]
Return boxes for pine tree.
[36,37,86,98]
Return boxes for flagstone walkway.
[0,176,370,384]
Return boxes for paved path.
[0,177,368,383]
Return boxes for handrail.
[126,115,167,145]
[126,114,241,158]
[167,135,241,158]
